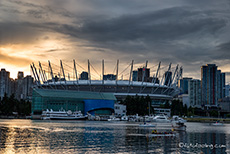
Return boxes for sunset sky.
[0,0,230,82]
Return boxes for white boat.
[108,116,120,121]
[143,115,155,122]
[171,116,187,131]
[153,115,170,123]
[212,121,224,126]
[121,116,128,121]
[41,109,87,120]
[139,123,157,127]
[171,116,187,123]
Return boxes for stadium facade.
[31,60,182,116]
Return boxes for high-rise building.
[188,79,201,108]
[0,69,34,101]
[225,85,230,97]
[132,70,138,81]
[178,77,192,94]
[79,72,88,80]
[15,74,34,100]
[0,69,11,98]
[164,71,172,86]
[17,71,24,80]
[220,73,226,98]
[201,64,225,106]
[22,75,34,101]
[216,70,225,100]
[137,67,150,82]
[103,74,116,80]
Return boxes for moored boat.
[41,109,87,120]
[153,115,170,123]
[139,123,157,127]
[171,116,187,131]
[211,121,224,126]
[108,116,120,121]
[121,116,128,121]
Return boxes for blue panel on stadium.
[84,99,114,115]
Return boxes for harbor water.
[0,119,229,154]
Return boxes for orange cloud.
[0,50,31,67]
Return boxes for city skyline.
[1,0,230,82]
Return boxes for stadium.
[31,60,182,116]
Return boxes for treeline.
[169,100,194,117]
[121,95,194,117]
[0,94,31,116]
[121,95,153,116]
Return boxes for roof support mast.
[39,61,46,83]
[39,69,44,83]
[48,60,54,81]
[60,60,65,81]
[165,63,172,85]
[128,60,134,92]
[129,60,134,86]
[153,62,161,84]
[88,59,91,85]
[160,63,171,86]
[116,59,119,85]
[176,66,183,85]
[140,60,148,93]
[163,64,178,94]
[153,62,171,94]
[43,70,47,81]
[102,59,104,85]
[170,64,179,87]
[30,64,38,85]
[151,61,161,93]
[32,63,40,85]
[73,59,78,84]
[160,63,171,94]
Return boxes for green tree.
[210,110,218,117]
[124,95,152,116]
[183,104,188,116]
[0,94,31,116]
[164,102,170,109]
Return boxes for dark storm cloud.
[0,22,45,45]
[217,42,230,51]
[58,7,226,43]
[50,6,227,65]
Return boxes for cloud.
[57,7,226,42]
[0,22,43,45]
[0,51,31,67]
[1,0,230,81]
[49,6,227,66]
[217,42,230,51]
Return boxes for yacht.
[108,116,120,121]
[41,109,87,120]
[121,115,128,121]
[153,115,170,123]
[171,116,187,131]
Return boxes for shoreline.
[185,117,230,123]
[1,116,230,123]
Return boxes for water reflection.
[0,120,229,154]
